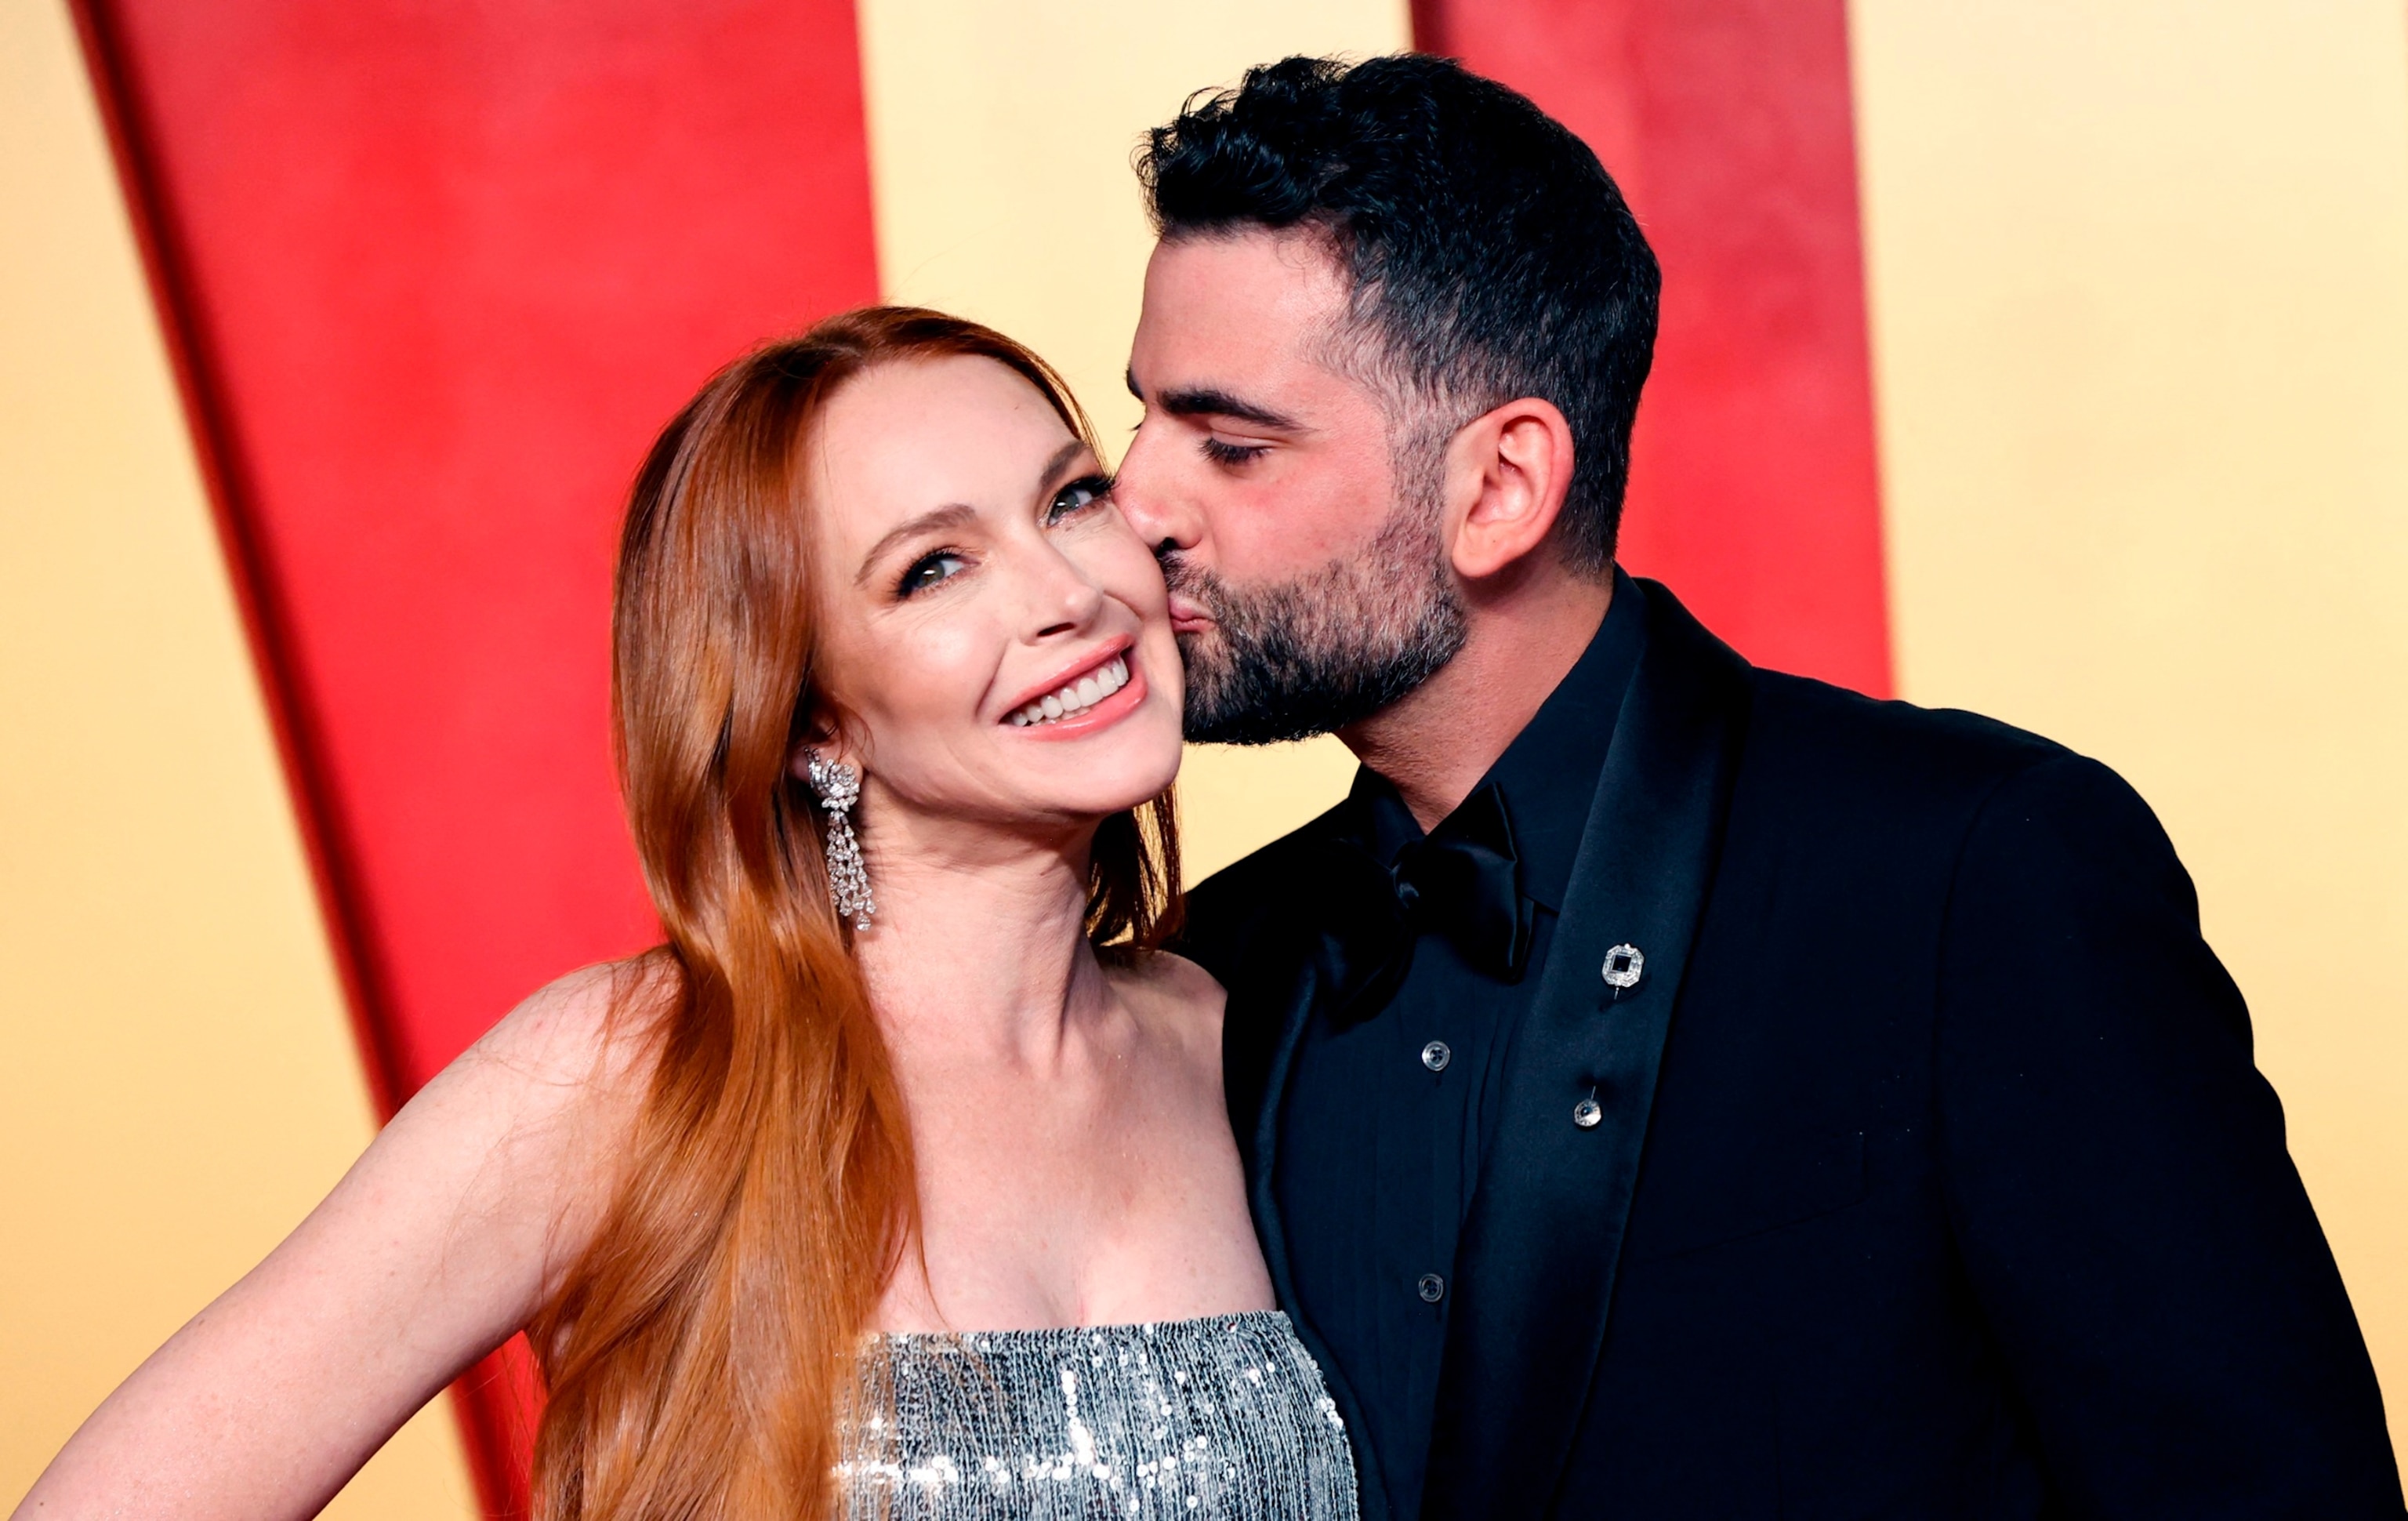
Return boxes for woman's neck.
[847,811,1110,1069]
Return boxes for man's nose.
[1113,425,1201,556]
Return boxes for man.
[1113,53,2401,1521]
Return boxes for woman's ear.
[1441,396,1576,581]
[788,706,861,785]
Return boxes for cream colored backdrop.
[8,0,2403,1505]
[1852,0,2408,1457]
[853,0,1412,880]
[0,0,477,1509]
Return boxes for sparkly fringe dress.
[840,1311,1361,1519]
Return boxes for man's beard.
[1169,504,1468,746]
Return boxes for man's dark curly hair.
[1139,53,1659,575]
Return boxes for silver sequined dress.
[840,1311,1360,1519]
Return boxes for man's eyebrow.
[1147,383,1301,431]
[856,503,977,586]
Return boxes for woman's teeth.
[1007,655,1130,728]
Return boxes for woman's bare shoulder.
[451,954,670,1104]
[1104,949,1228,1044]
[394,954,674,1225]
[345,953,676,1301]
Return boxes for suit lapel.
[1223,833,1407,1222]
[1419,580,1753,1517]
[1220,835,1409,1521]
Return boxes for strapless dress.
[840,1310,1360,1519]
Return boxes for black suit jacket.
[1181,580,2400,1519]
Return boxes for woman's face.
[803,354,1183,841]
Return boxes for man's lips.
[1166,592,1215,635]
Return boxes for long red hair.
[527,307,1180,1519]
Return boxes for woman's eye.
[1202,436,1270,467]
[898,550,967,597]
[1046,474,1114,524]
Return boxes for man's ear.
[1440,397,1576,581]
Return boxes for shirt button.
[1420,1040,1452,1073]
[1416,1273,1445,1304]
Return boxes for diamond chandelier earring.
[805,750,876,931]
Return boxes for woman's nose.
[1024,540,1108,639]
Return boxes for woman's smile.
[1002,640,1149,739]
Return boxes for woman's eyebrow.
[856,502,976,585]
[852,440,1091,586]
[1033,437,1091,495]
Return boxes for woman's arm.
[13,964,652,1520]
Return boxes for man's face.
[1118,229,1465,744]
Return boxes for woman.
[16,309,1358,1520]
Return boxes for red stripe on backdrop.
[72,2,880,1511]
[1416,0,1892,695]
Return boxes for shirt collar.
[1344,568,1648,913]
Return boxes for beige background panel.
[1852,0,2408,1455]
[854,0,1409,880]
[0,0,477,1511]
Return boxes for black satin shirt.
[1272,573,1646,1520]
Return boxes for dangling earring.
[805,750,875,931]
